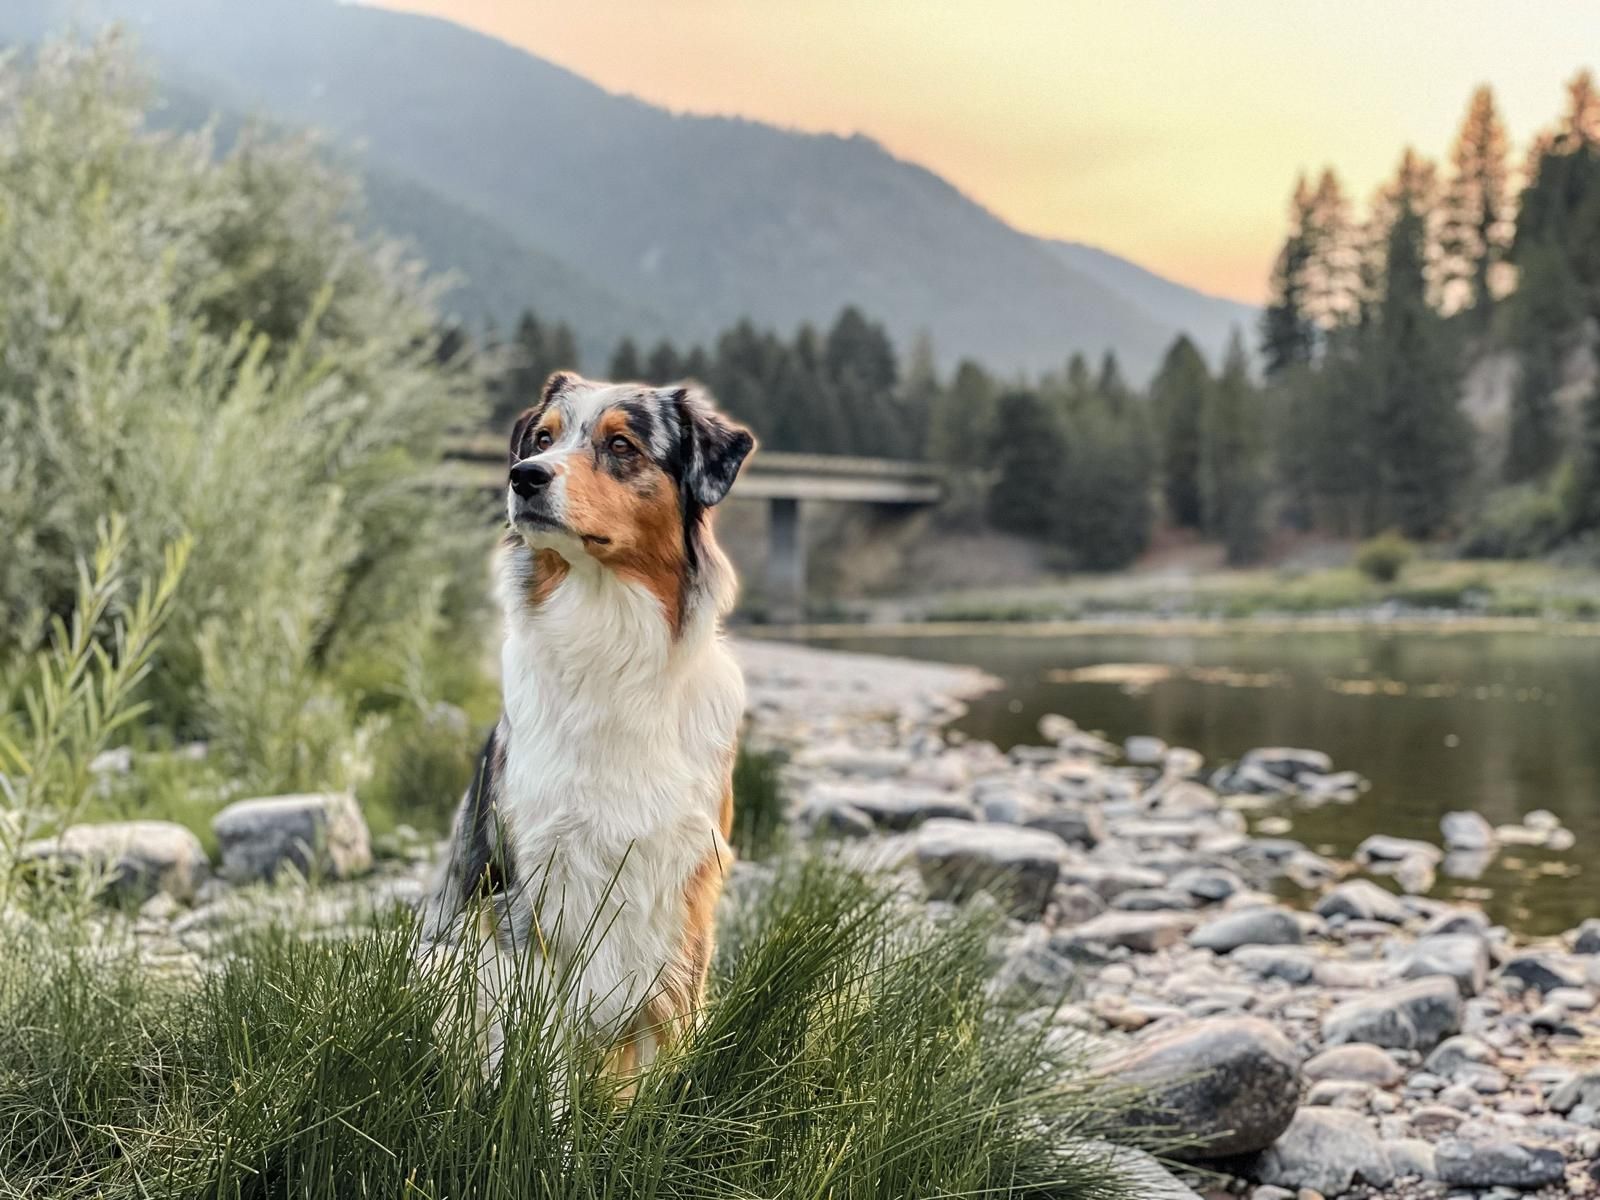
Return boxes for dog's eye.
[607,435,636,457]
[533,430,553,452]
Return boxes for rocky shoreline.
[22,638,1600,1199]
[741,639,1600,1200]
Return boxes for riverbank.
[786,556,1600,629]
[740,638,1600,1199]
[15,637,1600,1198]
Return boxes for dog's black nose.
[510,460,553,498]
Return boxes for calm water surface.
[807,628,1599,935]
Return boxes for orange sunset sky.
[373,1,1599,303]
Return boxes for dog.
[420,370,754,1080]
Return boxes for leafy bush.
[0,858,1136,1199]
[0,518,189,898]
[0,39,491,795]
[1354,530,1415,583]
[1459,484,1568,560]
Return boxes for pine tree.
[1149,336,1211,529]
[1055,387,1154,570]
[1504,243,1582,482]
[644,340,683,383]
[824,307,900,456]
[1571,379,1600,533]
[1201,332,1270,563]
[1305,168,1359,329]
[1440,85,1513,316]
[1261,176,1319,376]
[547,323,579,375]
[609,337,642,381]
[898,332,941,460]
[987,390,1065,539]
[1372,204,1472,537]
[927,359,996,466]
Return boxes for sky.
[374,0,1599,303]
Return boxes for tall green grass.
[0,859,1135,1200]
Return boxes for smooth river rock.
[1434,1137,1565,1188]
[1302,1044,1404,1088]
[1440,809,1496,851]
[1059,910,1198,954]
[213,793,372,883]
[20,820,208,902]
[1322,975,1461,1050]
[1251,1107,1395,1195]
[1188,906,1303,953]
[1315,879,1410,925]
[1399,932,1491,996]
[1102,1016,1301,1160]
[913,818,1066,918]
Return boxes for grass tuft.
[0,858,1136,1200]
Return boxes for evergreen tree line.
[477,302,1189,570]
[1260,71,1600,548]
[469,71,1600,573]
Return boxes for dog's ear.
[509,372,579,464]
[672,385,754,507]
[509,407,539,465]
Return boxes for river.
[806,625,1599,936]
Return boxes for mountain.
[1045,241,1260,366]
[2,0,1256,379]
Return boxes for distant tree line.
[467,71,1600,573]
[1260,72,1600,552]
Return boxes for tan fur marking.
[525,547,569,606]
[563,456,689,633]
[718,771,734,841]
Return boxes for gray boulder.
[1322,976,1461,1050]
[1252,1107,1394,1195]
[1188,906,1303,953]
[1424,1034,1496,1080]
[1303,1044,1403,1087]
[213,793,372,883]
[1571,917,1600,955]
[1549,1069,1600,1114]
[1315,879,1409,925]
[1103,1017,1301,1160]
[1240,746,1333,779]
[1400,933,1491,996]
[1058,910,1196,954]
[913,819,1066,918]
[1169,867,1244,904]
[1076,1141,1202,1200]
[809,781,974,831]
[1022,806,1104,848]
[1434,1138,1564,1189]
[1355,834,1442,866]
[1057,861,1167,901]
[1497,952,1586,994]
[1440,810,1495,851]
[1123,735,1168,766]
[21,820,208,903]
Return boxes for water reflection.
[809,628,1598,936]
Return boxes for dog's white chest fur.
[496,557,743,1030]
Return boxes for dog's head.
[506,372,754,580]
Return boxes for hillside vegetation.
[0,0,1254,378]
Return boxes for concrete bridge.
[442,441,944,622]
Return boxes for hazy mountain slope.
[1045,241,1259,366]
[5,0,1255,378]
[141,74,664,364]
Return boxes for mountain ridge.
[3,0,1258,379]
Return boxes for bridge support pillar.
[766,496,805,624]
